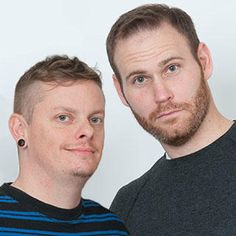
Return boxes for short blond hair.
[14,55,102,122]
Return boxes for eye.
[167,64,179,73]
[163,63,180,79]
[90,116,104,125]
[57,114,70,122]
[133,75,147,85]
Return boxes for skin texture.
[113,23,232,158]
[9,80,105,208]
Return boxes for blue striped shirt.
[0,183,129,235]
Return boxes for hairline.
[112,21,200,86]
[19,78,104,124]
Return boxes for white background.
[1,0,236,208]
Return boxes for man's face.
[131,76,209,146]
[113,23,211,146]
[26,80,105,180]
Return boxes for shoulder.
[113,156,165,198]
[81,198,129,233]
[82,198,123,218]
[110,156,165,219]
[81,198,108,212]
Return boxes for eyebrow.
[125,70,147,81]
[91,110,105,116]
[125,56,184,81]
[158,56,183,67]
[53,106,105,115]
[53,106,77,113]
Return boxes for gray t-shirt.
[110,121,236,235]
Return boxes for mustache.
[149,102,191,120]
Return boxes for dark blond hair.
[106,4,200,84]
[14,55,102,122]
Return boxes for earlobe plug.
[17,139,25,147]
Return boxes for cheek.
[28,124,58,150]
[126,90,155,115]
[94,130,105,149]
[179,69,203,98]
[182,82,201,102]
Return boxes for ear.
[8,113,28,143]
[197,43,213,81]
[112,74,129,107]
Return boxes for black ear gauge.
[17,139,25,147]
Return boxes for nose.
[74,120,94,141]
[153,80,174,104]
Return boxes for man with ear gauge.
[106,3,236,235]
[0,55,129,235]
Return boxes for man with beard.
[106,3,236,235]
[0,55,129,235]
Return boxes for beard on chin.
[131,77,210,146]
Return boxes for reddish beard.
[130,76,210,146]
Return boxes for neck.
[12,170,87,209]
[162,104,233,159]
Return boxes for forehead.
[114,23,192,74]
[33,80,105,114]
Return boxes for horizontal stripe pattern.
[0,227,128,236]
[0,184,129,235]
[0,210,123,224]
[0,196,17,203]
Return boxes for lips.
[157,109,181,119]
[149,102,186,121]
[64,146,95,156]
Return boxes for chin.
[72,166,98,178]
